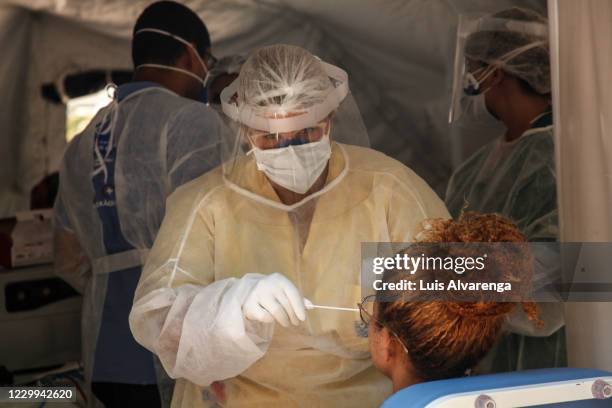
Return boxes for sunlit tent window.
[65,88,114,142]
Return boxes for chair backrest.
[381,368,612,408]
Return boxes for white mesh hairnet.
[239,45,335,118]
[465,7,551,95]
[222,44,353,134]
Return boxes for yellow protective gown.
[130,142,449,407]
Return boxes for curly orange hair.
[377,212,540,381]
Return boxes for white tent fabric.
[3,0,612,378]
[0,0,546,218]
[549,0,612,371]
[0,2,131,217]
[0,6,31,216]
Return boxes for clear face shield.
[220,57,369,195]
[206,54,246,107]
[448,15,549,124]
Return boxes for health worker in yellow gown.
[129,44,449,408]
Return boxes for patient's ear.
[379,327,396,362]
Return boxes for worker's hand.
[243,273,306,327]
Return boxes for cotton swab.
[304,298,359,312]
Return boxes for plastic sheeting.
[0,0,547,217]
[549,0,612,371]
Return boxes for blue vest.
[90,82,160,384]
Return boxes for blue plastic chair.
[382,368,612,407]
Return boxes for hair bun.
[444,301,542,328]
[445,301,515,319]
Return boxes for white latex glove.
[243,273,306,327]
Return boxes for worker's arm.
[53,195,91,294]
[129,178,273,387]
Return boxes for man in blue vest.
[53,2,224,406]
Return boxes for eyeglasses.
[247,120,329,150]
[358,294,376,326]
[357,295,409,354]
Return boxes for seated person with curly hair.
[362,212,541,392]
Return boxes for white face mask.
[134,28,211,87]
[249,133,332,194]
[460,92,499,124]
